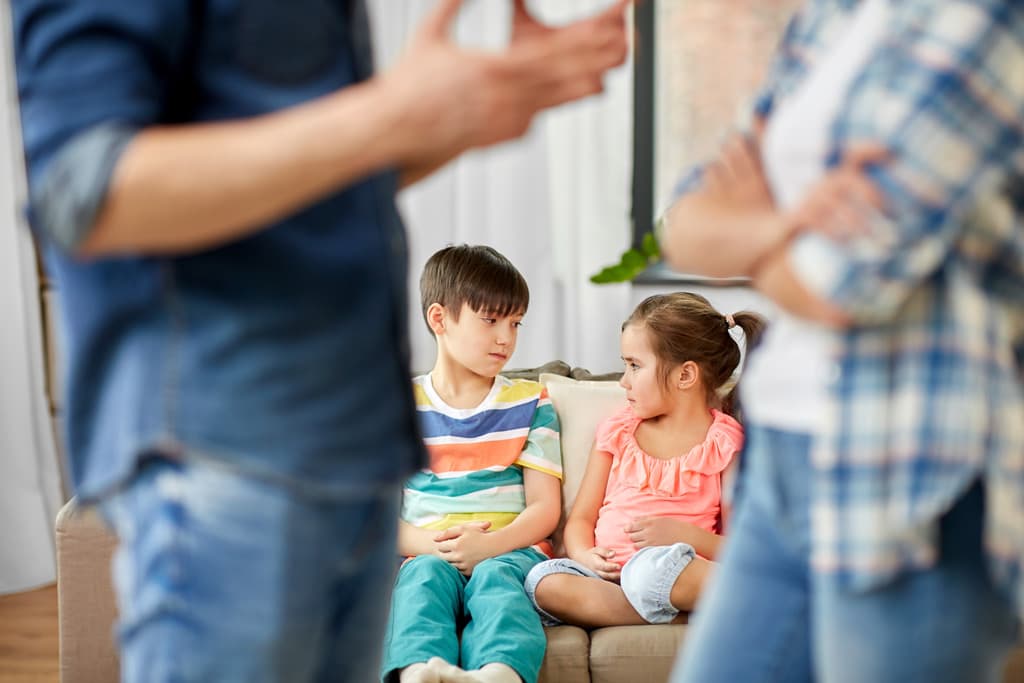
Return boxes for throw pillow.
[540,373,627,556]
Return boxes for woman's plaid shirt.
[751,0,1024,610]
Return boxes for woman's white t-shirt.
[742,0,891,430]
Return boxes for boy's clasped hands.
[432,521,496,576]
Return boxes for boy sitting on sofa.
[381,245,562,683]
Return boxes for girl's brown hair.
[623,292,766,416]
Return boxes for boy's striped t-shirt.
[403,374,562,555]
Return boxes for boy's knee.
[400,554,460,584]
[469,557,520,586]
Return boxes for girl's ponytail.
[718,311,766,418]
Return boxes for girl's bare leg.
[533,573,647,627]
[669,557,713,612]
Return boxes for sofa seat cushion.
[589,624,688,683]
[538,625,591,683]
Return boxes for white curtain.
[370,0,633,374]
[0,3,65,594]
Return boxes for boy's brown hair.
[624,292,766,416]
[420,245,529,334]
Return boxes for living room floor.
[0,583,58,683]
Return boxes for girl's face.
[619,323,671,418]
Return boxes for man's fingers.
[419,0,464,41]
[508,9,628,92]
[595,0,632,26]
[512,0,532,22]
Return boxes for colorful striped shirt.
[744,0,1024,610]
[403,375,562,555]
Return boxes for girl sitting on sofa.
[525,292,764,626]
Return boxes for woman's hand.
[704,134,776,210]
[784,144,889,241]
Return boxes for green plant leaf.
[642,231,660,259]
[620,249,646,270]
[589,264,632,283]
[588,230,663,284]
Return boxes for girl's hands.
[577,546,621,581]
[434,521,494,576]
[625,517,692,548]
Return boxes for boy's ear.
[426,303,446,336]
[676,361,700,391]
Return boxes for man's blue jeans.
[99,457,400,682]
[672,426,1019,683]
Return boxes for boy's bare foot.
[470,663,523,683]
[426,657,522,683]
[400,661,441,683]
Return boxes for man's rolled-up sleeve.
[13,0,192,249]
[796,0,1024,324]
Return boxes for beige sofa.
[54,367,688,683]
[54,366,1024,682]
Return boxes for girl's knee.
[533,573,577,610]
[524,560,560,593]
[669,557,712,611]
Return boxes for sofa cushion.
[538,625,591,683]
[569,367,623,382]
[589,625,688,683]
[503,360,572,381]
[539,373,627,556]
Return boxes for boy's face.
[442,302,523,377]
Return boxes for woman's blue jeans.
[672,425,1019,683]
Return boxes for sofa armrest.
[55,498,119,683]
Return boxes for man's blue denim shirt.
[13,0,424,500]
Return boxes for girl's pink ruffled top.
[593,406,744,565]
